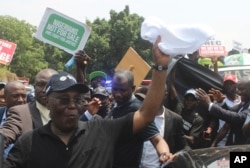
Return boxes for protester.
[196,76,250,145]
[2,81,27,109]
[181,89,204,149]
[0,69,58,148]
[89,70,107,89]
[4,36,171,168]
[0,81,27,158]
[91,86,111,118]
[80,86,110,120]
[210,74,241,147]
[106,69,171,168]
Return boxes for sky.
[1,0,249,50]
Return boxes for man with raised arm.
[4,36,170,168]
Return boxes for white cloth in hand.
[141,17,215,56]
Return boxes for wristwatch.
[152,65,168,71]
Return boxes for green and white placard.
[35,8,91,54]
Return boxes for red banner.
[199,45,227,57]
[0,39,17,65]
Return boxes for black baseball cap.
[45,72,89,95]
[92,86,109,98]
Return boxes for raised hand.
[195,88,212,108]
[87,97,102,115]
[152,36,170,66]
[208,88,225,103]
[74,50,91,68]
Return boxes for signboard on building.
[35,8,91,54]
[0,39,17,65]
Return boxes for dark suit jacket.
[0,102,43,148]
[210,102,249,145]
[163,107,190,153]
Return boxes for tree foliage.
[0,6,153,83]
[0,15,68,83]
[84,5,152,78]
[0,16,45,82]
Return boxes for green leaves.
[0,15,67,83]
[0,6,153,83]
[84,5,151,78]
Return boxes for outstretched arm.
[150,135,172,163]
[196,88,247,125]
[133,36,170,133]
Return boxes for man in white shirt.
[138,86,189,168]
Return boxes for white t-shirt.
[140,107,165,168]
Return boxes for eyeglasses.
[50,96,82,106]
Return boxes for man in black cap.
[91,86,110,117]
[4,36,171,168]
[80,86,110,120]
[181,88,204,149]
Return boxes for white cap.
[184,88,198,99]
